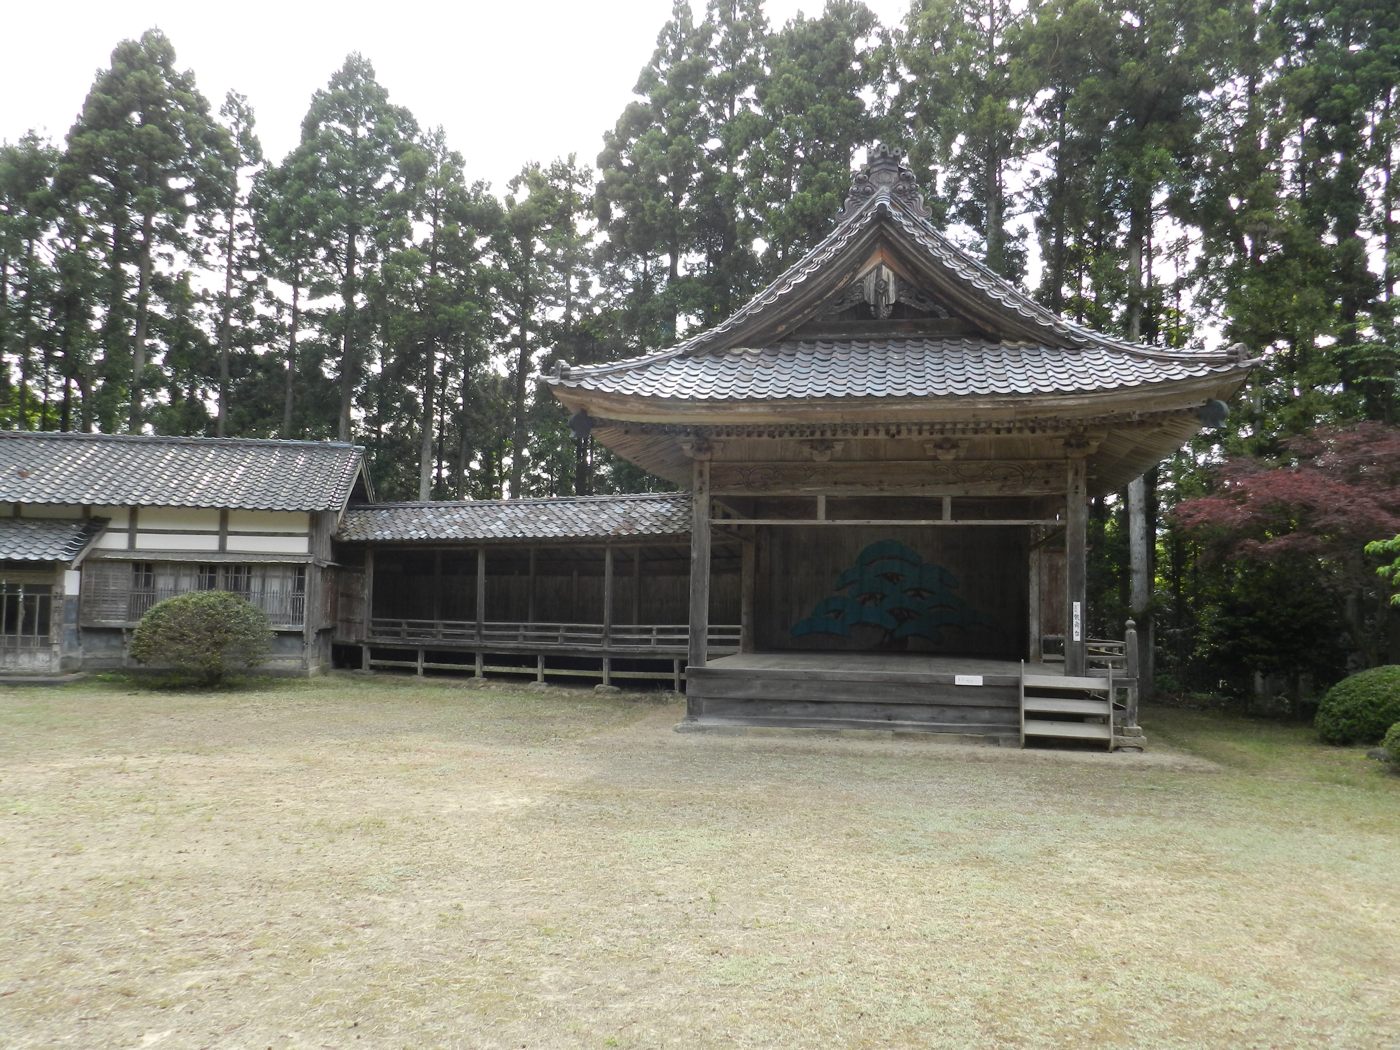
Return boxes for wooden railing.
[366,618,742,653]
[1086,638,1127,670]
[1042,623,1140,729]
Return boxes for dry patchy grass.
[1,674,1397,1049]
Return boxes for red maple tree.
[1173,423,1400,561]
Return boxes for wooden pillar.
[631,547,642,624]
[363,548,375,639]
[1124,618,1140,728]
[1128,474,1153,700]
[602,545,614,646]
[1027,527,1042,663]
[1066,458,1088,676]
[526,547,536,624]
[475,547,486,644]
[740,528,756,653]
[432,550,443,627]
[688,457,711,671]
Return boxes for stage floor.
[705,651,1062,678]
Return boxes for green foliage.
[1315,666,1400,746]
[60,28,232,434]
[1367,535,1400,607]
[1383,722,1400,767]
[1192,559,1349,698]
[129,591,273,686]
[896,0,1027,279]
[294,53,419,442]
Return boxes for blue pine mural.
[790,539,985,648]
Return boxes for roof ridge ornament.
[840,143,931,220]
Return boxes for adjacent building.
[0,432,368,674]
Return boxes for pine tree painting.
[791,540,985,649]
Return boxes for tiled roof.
[556,338,1243,401]
[0,432,364,512]
[552,188,1250,403]
[0,517,107,563]
[338,493,690,543]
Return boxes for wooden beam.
[688,458,712,674]
[709,460,1067,497]
[709,518,1058,527]
[1065,458,1088,676]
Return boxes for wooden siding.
[365,544,740,632]
[685,654,1028,737]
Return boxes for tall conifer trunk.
[129,209,155,434]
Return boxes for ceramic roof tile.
[554,338,1241,402]
[0,517,107,562]
[0,432,364,512]
[338,493,691,544]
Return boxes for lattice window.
[82,560,308,628]
[0,583,52,648]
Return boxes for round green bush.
[1314,666,1400,745]
[1383,723,1400,767]
[129,591,272,686]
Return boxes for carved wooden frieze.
[711,460,1066,496]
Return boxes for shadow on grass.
[1145,703,1398,788]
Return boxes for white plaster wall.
[225,535,310,555]
[227,510,310,533]
[134,533,221,552]
[91,506,132,528]
[138,508,221,532]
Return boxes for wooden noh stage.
[546,146,1256,747]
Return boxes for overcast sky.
[4,0,910,193]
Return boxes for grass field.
[2,674,1397,1049]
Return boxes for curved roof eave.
[555,365,1254,427]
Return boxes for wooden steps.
[1022,718,1111,741]
[1022,696,1107,716]
[1019,662,1115,749]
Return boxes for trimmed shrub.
[130,591,272,686]
[1383,723,1400,768]
[1314,666,1400,745]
